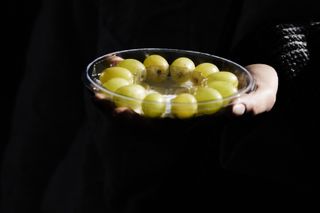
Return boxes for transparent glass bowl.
[84,48,255,119]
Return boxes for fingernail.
[233,104,246,115]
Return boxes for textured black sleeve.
[263,22,319,81]
[232,21,320,99]
[223,20,320,192]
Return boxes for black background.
[2,0,41,155]
[1,1,319,211]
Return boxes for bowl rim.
[84,48,255,105]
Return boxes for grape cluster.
[98,54,239,119]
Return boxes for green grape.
[194,87,223,115]
[207,71,239,88]
[113,84,146,110]
[139,81,151,90]
[190,71,207,86]
[191,62,219,85]
[117,59,147,82]
[99,67,134,84]
[143,54,169,82]
[169,57,195,83]
[171,93,197,119]
[142,92,166,118]
[207,81,238,105]
[102,77,130,92]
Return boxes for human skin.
[231,64,278,116]
[94,62,278,117]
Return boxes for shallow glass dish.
[84,48,255,119]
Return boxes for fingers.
[93,92,115,110]
[232,88,276,116]
[106,55,124,66]
[95,92,108,100]
[232,93,256,116]
[113,107,141,119]
[232,103,246,116]
[230,64,278,116]
[94,55,144,120]
[94,92,143,119]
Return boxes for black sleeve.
[1,0,99,212]
[230,0,319,78]
[2,0,41,158]
[224,18,320,194]
[232,21,320,103]
[222,1,320,194]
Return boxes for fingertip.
[232,104,246,116]
[113,107,143,120]
[114,107,130,113]
[95,92,108,100]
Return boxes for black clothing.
[1,0,319,212]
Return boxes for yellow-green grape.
[139,81,151,90]
[99,67,134,84]
[191,62,219,85]
[171,93,197,119]
[169,57,195,83]
[207,81,238,105]
[113,84,146,111]
[194,87,223,115]
[142,92,166,118]
[207,71,239,88]
[190,71,207,86]
[117,59,147,82]
[143,54,169,82]
[102,78,130,92]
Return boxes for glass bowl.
[84,48,255,119]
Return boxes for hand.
[94,92,143,119]
[93,55,144,119]
[94,61,278,118]
[232,64,278,116]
